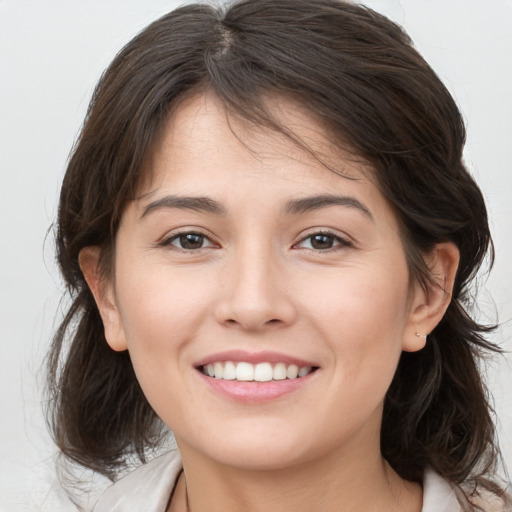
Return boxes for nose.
[214,243,297,332]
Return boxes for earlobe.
[402,242,460,352]
[78,247,128,352]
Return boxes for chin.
[180,425,316,471]
[211,445,308,472]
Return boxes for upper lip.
[194,350,319,368]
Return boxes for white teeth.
[254,362,273,382]
[236,362,254,381]
[223,361,236,380]
[286,364,299,379]
[298,366,310,378]
[214,362,223,379]
[201,361,314,381]
[273,362,287,380]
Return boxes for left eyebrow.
[285,194,373,220]
[140,195,226,219]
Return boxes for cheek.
[113,266,214,423]
[299,268,409,432]
[114,262,211,365]
[301,262,410,336]
[296,263,411,387]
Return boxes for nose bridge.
[216,236,295,330]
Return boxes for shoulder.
[92,450,182,512]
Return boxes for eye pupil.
[180,233,204,249]
[310,234,334,249]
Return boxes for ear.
[79,247,128,352]
[402,242,460,352]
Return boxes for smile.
[201,361,314,381]
[195,351,320,402]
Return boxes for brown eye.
[296,231,352,251]
[309,234,335,250]
[163,231,215,250]
[179,233,205,249]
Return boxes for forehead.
[139,91,375,196]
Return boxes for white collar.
[422,468,460,512]
[93,451,461,512]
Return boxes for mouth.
[194,351,320,402]
[199,361,318,382]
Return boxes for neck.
[171,440,422,512]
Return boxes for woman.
[46,0,511,510]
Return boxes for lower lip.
[197,370,317,403]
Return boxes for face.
[97,92,429,472]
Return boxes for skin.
[81,91,459,512]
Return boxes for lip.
[194,350,318,368]
[196,370,317,403]
[193,350,320,403]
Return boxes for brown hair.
[46,0,510,507]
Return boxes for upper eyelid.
[295,228,353,243]
[159,226,214,241]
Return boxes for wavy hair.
[46,0,509,508]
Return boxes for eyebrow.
[285,194,373,220]
[140,193,373,220]
[141,195,226,219]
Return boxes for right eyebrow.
[285,194,373,220]
[140,195,226,219]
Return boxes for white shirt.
[92,450,463,512]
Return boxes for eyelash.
[158,229,353,253]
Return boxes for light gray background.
[1,1,511,510]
